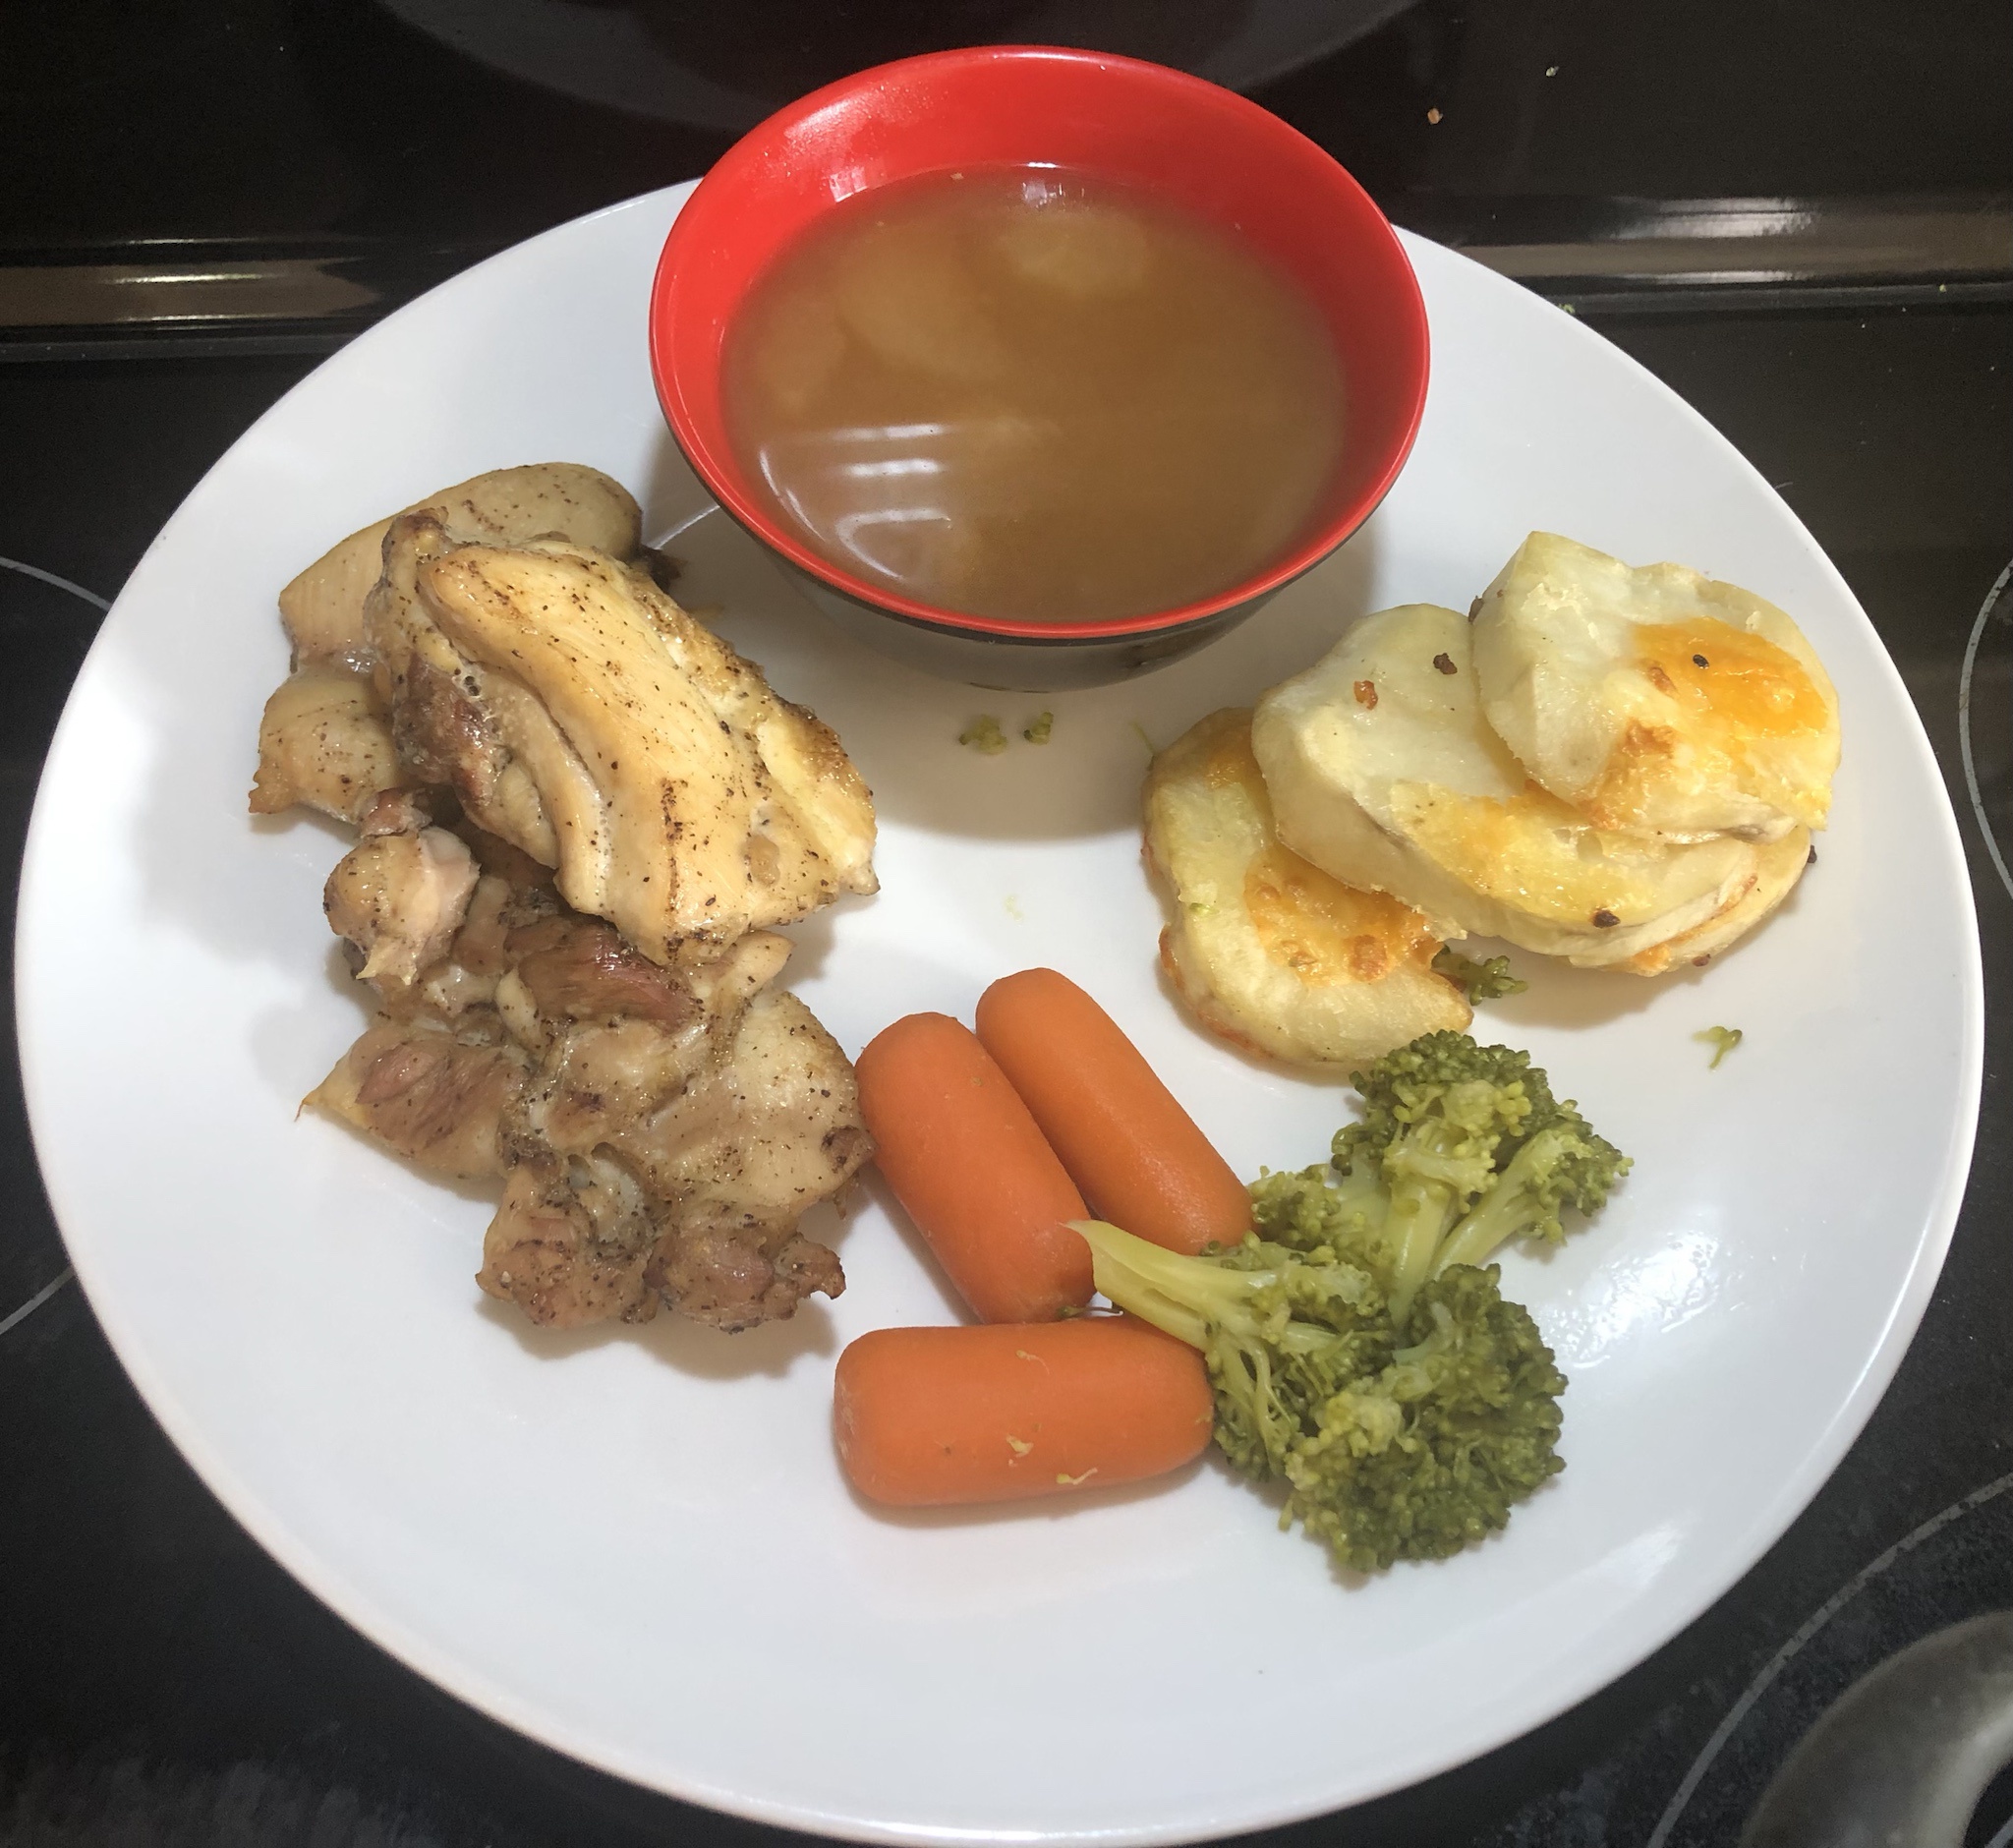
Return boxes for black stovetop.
[4,3,2013,1843]
[11,0,2007,251]
[4,0,2008,355]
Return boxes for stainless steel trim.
[0,258,378,327]
[1461,196,2013,287]
[0,197,2005,341]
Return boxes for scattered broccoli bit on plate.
[1023,711,1055,744]
[1695,1025,1743,1068]
[959,716,1008,755]
[1432,945,1528,1004]
[1075,1030,1629,1573]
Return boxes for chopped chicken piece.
[688,927,797,1013]
[478,1157,659,1327]
[395,652,510,805]
[648,1226,845,1335]
[310,847,861,1332]
[279,463,644,669]
[404,858,555,1019]
[459,819,560,891]
[307,1011,531,1180]
[505,922,792,1146]
[277,465,876,1339]
[355,787,436,839]
[608,988,872,1258]
[483,988,867,1334]
[524,1018,719,1148]
[506,913,707,1032]
[505,914,789,1032]
[249,665,403,825]
[324,826,480,988]
[378,531,877,962]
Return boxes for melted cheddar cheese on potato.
[1144,707,1469,1066]
[1250,604,1797,970]
[1469,532,1839,841]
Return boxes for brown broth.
[720,169,1346,625]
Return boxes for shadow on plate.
[853,1168,971,1324]
[846,1446,1214,1530]
[1475,872,1812,1034]
[773,887,877,987]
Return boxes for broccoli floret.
[1435,1112,1630,1272]
[1073,1219,1567,1572]
[1072,1034,1621,1574]
[1249,1160,1387,1256]
[1302,1031,1630,1318]
[1283,1265,1567,1572]
[1326,1031,1547,1317]
[1432,945,1528,1004]
[1333,1030,1540,1172]
[1072,1224,1390,1478]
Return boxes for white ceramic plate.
[17,186,1981,1843]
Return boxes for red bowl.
[649,45,1428,691]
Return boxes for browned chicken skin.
[311,812,869,1331]
[260,466,877,1334]
[368,521,878,964]
[480,1158,659,1327]
[278,461,648,669]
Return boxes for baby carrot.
[834,1317,1215,1507]
[974,968,1249,1255]
[855,1011,1094,1322]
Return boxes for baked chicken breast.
[260,464,878,1334]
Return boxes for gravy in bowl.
[721,168,1346,626]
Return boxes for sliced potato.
[1144,707,1469,1067]
[1251,604,1771,970]
[1470,531,1839,840]
[1607,826,1810,975]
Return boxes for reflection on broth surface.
[721,169,1346,625]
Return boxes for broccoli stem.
[1072,1218,1391,1483]
[1323,1159,1390,1240]
[1434,1125,1573,1273]
[1068,1219,1272,1352]
[1382,1172,1461,1322]
[1377,1113,1497,1318]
